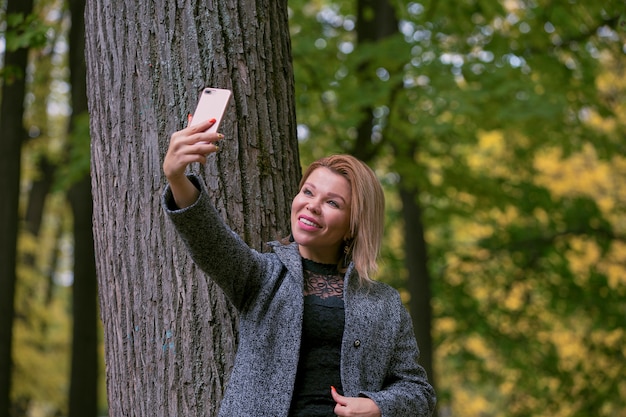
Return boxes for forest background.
[1,0,625,416]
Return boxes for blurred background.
[1,0,624,416]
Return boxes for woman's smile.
[298,215,322,230]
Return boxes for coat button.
[353,339,361,348]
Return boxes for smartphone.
[189,87,232,133]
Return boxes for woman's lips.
[298,215,321,230]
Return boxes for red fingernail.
[331,386,336,392]
[209,118,216,123]
[187,113,193,123]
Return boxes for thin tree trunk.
[0,0,34,414]
[84,0,299,415]
[67,0,99,414]
[22,156,56,306]
[352,0,398,162]
[24,156,55,237]
[352,0,437,407]
[68,176,99,417]
[399,185,435,388]
[393,140,436,414]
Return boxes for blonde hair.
[299,155,385,284]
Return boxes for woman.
[162,117,436,417]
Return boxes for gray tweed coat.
[162,175,436,417]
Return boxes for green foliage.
[290,0,626,415]
[0,12,49,83]
[3,12,48,51]
[620,12,626,33]
[8,0,625,415]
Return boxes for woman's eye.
[302,188,313,196]
[328,200,339,208]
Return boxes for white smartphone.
[189,87,232,133]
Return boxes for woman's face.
[291,167,352,264]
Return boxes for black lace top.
[288,258,346,417]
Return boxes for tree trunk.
[84,0,299,415]
[68,176,99,417]
[399,185,435,389]
[352,0,436,400]
[24,156,55,237]
[67,0,99,414]
[352,0,398,162]
[0,0,34,414]
[23,156,56,302]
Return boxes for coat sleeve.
[161,174,265,310]
[360,305,437,417]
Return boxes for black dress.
[289,259,346,417]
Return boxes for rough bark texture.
[0,0,34,415]
[84,0,299,415]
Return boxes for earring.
[342,239,353,268]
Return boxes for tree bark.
[0,0,34,415]
[84,0,299,415]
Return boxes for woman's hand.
[163,117,223,208]
[163,117,222,180]
[331,386,382,417]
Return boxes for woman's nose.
[307,200,321,214]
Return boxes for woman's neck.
[301,257,339,275]
[297,245,340,265]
